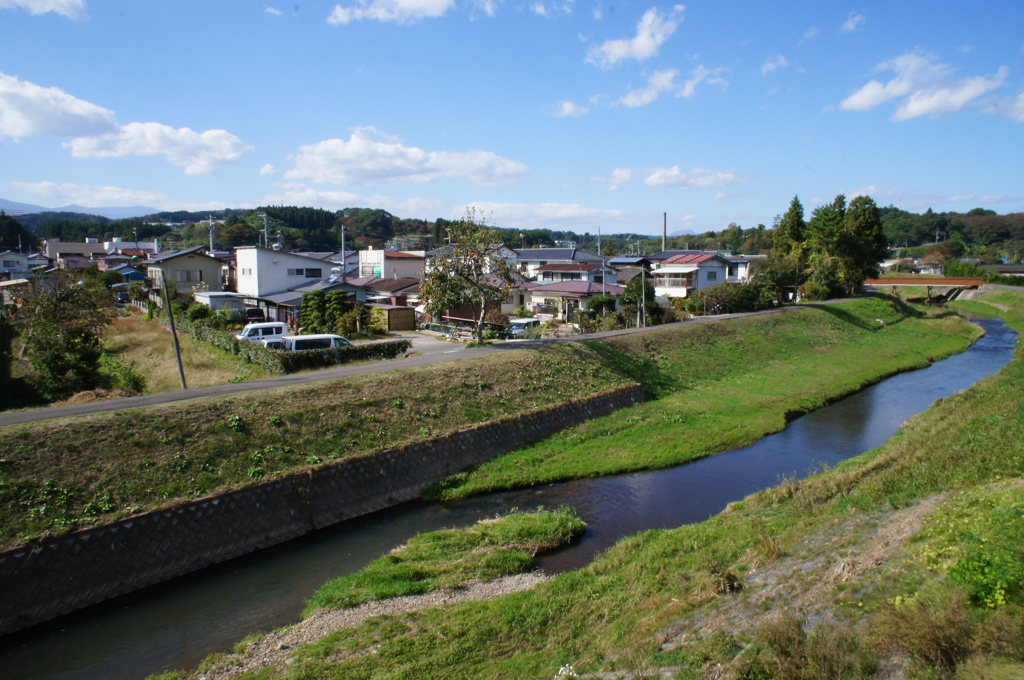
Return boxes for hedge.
[161,313,411,375]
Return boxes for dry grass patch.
[103,314,273,392]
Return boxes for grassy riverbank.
[0,345,631,550]
[0,297,976,551]
[166,295,1024,678]
[305,506,585,613]
[428,297,980,500]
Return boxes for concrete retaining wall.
[0,383,643,636]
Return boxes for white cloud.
[65,122,253,175]
[802,26,819,41]
[0,72,251,173]
[614,65,726,108]
[839,51,1008,121]
[591,168,632,191]
[263,183,445,217]
[458,200,628,227]
[0,0,85,20]
[841,11,865,33]
[260,164,278,175]
[619,69,678,107]
[284,126,528,186]
[643,166,746,189]
[265,6,283,15]
[12,180,170,207]
[0,72,117,138]
[327,0,455,25]
[761,55,789,76]
[586,5,684,69]
[677,65,728,99]
[552,99,589,117]
[531,1,573,18]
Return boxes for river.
[0,317,1017,679]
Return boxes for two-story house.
[514,247,604,280]
[358,248,426,279]
[652,253,738,299]
[235,246,336,298]
[146,246,224,294]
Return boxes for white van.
[236,322,289,343]
[507,318,540,338]
[281,334,353,351]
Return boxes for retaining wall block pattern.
[0,383,643,636]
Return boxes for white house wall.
[236,248,332,297]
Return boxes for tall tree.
[841,195,887,292]
[419,210,519,344]
[22,272,114,401]
[773,196,806,257]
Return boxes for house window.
[2,260,17,268]
[305,268,322,278]
[728,266,738,277]
[174,270,202,282]
[287,268,302,276]
[706,271,717,281]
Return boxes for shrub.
[185,303,211,321]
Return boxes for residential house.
[235,246,335,298]
[607,256,652,271]
[258,279,368,329]
[0,251,31,280]
[146,246,224,294]
[514,247,603,279]
[527,281,625,322]
[108,264,147,283]
[358,248,426,279]
[652,253,738,299]
[534,263,618,285]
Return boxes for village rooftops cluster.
[4,238,760,329]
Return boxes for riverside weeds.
[428,297,980,500]
[304,507,585,614]
[0,344,631,549]
[163,290,1024,679]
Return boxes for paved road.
[0,303,819,427]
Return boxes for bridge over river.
[864,277,986,299]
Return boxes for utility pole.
[208,215,214,252]
[340,224,347,283]
[161,277,187,391]
[662,212,667,252]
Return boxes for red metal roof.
[661,253,719,265]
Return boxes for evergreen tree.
[773,196,806,257]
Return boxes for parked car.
[244,307,266,322]
[507,317,540,338]
[261,338,285,350]
[115,291,130,304]
[236,321,288,343]
[280,334,352,351]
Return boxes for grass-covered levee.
[150,292,1024,679]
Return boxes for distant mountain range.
[0,198,160,220]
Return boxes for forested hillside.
[9,202,1024,263]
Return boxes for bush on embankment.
[167,314,411,374]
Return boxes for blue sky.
[1,1,1022,236]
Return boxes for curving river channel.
[1,318,1018,680]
